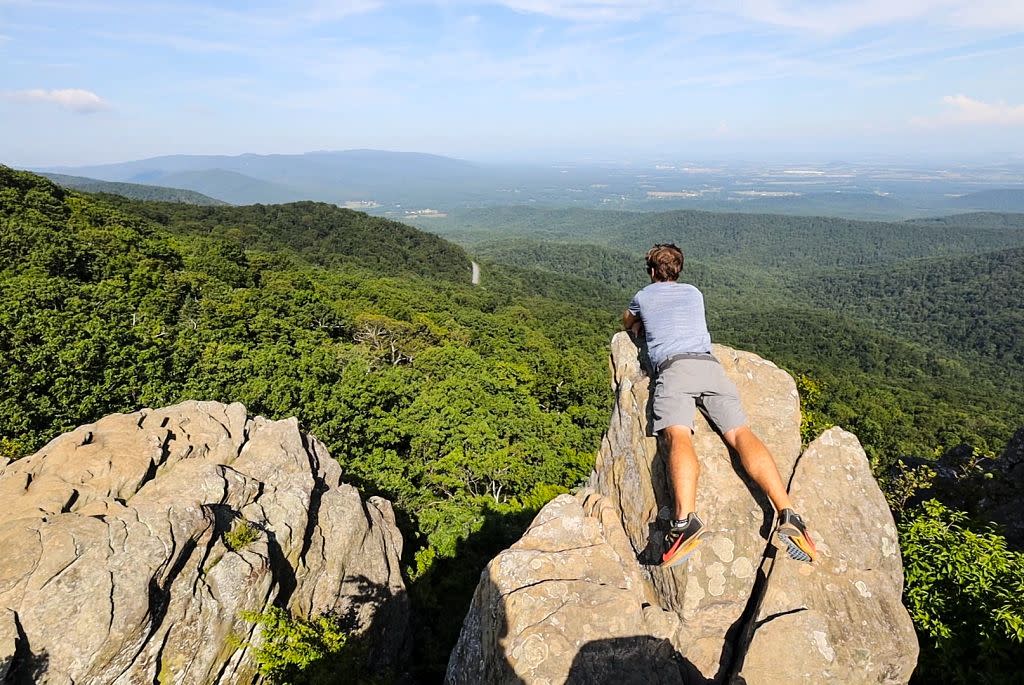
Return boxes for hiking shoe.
[776,509,817,563]
[660,513,706,568]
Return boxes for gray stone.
[735,428,919,685]
[0,608,17,681]
[0,401,408,684]
[449,333,919,684]
[590,333,802,679]
[446,490,685,684]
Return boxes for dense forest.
[0,166,614,678]
[801,247,1024,373]
[3,167,1023,682]
[423,206,1024,270]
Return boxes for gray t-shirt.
[627,281,712,370]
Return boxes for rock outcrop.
[734,427,916,683]
[0,401,408,684]
[448,333,918,684]
[446,490,685,684]
[985,427,1024,545]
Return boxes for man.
[623,243,817,568]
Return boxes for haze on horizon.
[2,0,1024,167]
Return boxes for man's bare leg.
[723,426,818,562]
[722,425,793,512]
[659,424,707,567]
[662,425,699,519]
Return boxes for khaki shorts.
[652,357,747,434]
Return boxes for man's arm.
[622,310,642,336]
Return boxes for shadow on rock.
[338,574,411,680]
[566,636,698,685]
[247,576,409,685]
[6,616,50,685]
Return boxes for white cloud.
[493,0,668,22]
[7,88,109,113]
[491,1,1024,32]
[725,0,955,34]
[302,0,381,22]
[913,94,1024,128]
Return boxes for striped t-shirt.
[627,281,712,370]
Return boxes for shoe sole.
[777,528,816,563]
[660,531,704,568]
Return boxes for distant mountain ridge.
[40,172,229,205]
[949,189,1024,212]
[40,151,1024,218]
[423,206,1024,271]
[42,149,483,207]
[133,169,306,205]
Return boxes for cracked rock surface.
[446,490,685,684]
[0,401,408,684]
[447,333,918,684]
[734,427,918,684]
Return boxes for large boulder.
[0,401,408,684]
[590,333,802,679]
[446,490,685,684]
[448,333,919,684]
[734,427,917,684]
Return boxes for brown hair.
[645,243,684,281]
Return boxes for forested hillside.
[906,211,1024,230]
[0,166,612,679]
[40,172,229,205]
[100,195,475,282]
[423,206,1024,270]
[473,239,652,292]
[802,248,1024,373]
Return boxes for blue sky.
[2,0,1023,165]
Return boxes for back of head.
[645,243,684,281]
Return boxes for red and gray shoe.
[660,513,706,568]
[776,509,817,563]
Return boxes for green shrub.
[224,519,260,551]
[880,461,936,517]
[900,499,1024,684]
[241,607,354,684]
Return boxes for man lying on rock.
[622,243,818,568]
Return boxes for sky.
[2,0,1024,166]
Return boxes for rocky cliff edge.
[447,333,918,684]
[0,401,408,684]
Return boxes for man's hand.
[622,310,643,337]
